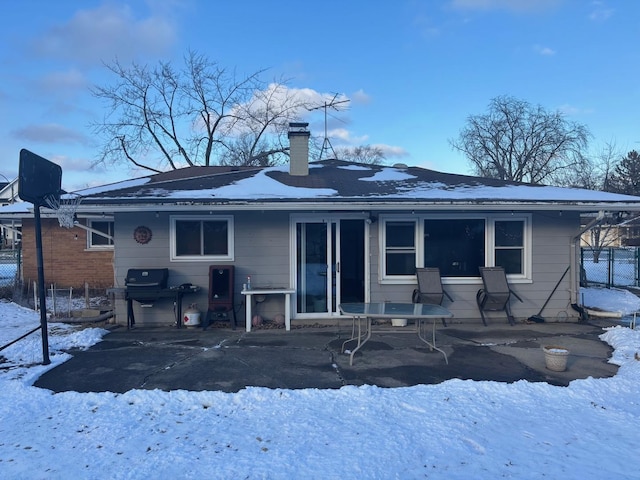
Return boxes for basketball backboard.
[18,149,62,205]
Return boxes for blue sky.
[1,0,639,191]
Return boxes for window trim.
[379,217,419,282]
[86,218,114,250]
[379,214,531,284]
[490,216,530,281]
[170,215,234,262]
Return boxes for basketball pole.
[18,149,60,366]
[33,203,51,365]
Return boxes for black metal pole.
[33,204,50,365]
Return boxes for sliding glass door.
[294,216,366,316]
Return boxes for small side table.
[241,287,295,332]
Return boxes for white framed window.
[380,214,531,282]
[380,218,418,281]
[492,218,527,277]
[88,220,114,249]
[170,215,234,261]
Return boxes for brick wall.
[21,218,114,289]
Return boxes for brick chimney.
[288,122,310,176]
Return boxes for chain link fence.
[0,248,20,291]
[0,246,111,314]
[581,247,640,288]
[3,243,638,298]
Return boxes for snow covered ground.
[1,288,639,479]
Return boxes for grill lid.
[125,268,169,289]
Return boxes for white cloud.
[413,13,442,38]
[533,44,556,56]
[449,0,561,13]
[229,85,350,121]
[351,89,371,105]
[49,154,95,172]
[375,144,410,158]
[328,128,368,144]
[305,91,351,112]
[557,104,594,116]
[11,123,91,146]
[217,84,352,137]
[37,69,88,93]
[30,4,176,64]
[243,85,350,115]
[589,1,614,21]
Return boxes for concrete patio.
[34,318,621,393]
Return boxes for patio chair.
[476,266,523,326]
[412,267,453,326]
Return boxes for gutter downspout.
[570,210,605,305]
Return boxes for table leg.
[341,317,359,353]
[175,293,183,328]
[417,319,448,364]
[285,293,291,331]
[245,294,252,332]
[126,299,134,329]
[173,295,182,328]
[341,315,372,366]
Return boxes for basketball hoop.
[43,192,82,229]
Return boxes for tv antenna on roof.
[307,93,350,160]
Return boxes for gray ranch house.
[64,126,640,328]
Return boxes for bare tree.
[554,140,620,189]
[91,51,311,172]
[582,214,621,263]
[559,141,629,264]
[450,96,590,184]
[336,145,386,165]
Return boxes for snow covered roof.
[69,159,640,213]
[4,160,640,217]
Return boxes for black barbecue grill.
[124,268,199,328]
[125,268,169,303]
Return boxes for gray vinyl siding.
[525,211,579,321]
[234,211,291,321]
[367,211,581,323]
[113,210,291,326]
[436,211,579,323]
[112,208,582,326]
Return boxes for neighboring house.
[0,177,20,249]
[20,217,115,290]
[0,178,19,205]
[4,124,640,325]
[579,213,640,248]
[0,202,115,289]
[614,215,640,246]
[579,212,623,248]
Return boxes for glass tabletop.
[339,302,452,318]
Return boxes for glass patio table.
[339,302,453,366]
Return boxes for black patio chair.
[412,267,453,326]
[476,266,523,326]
